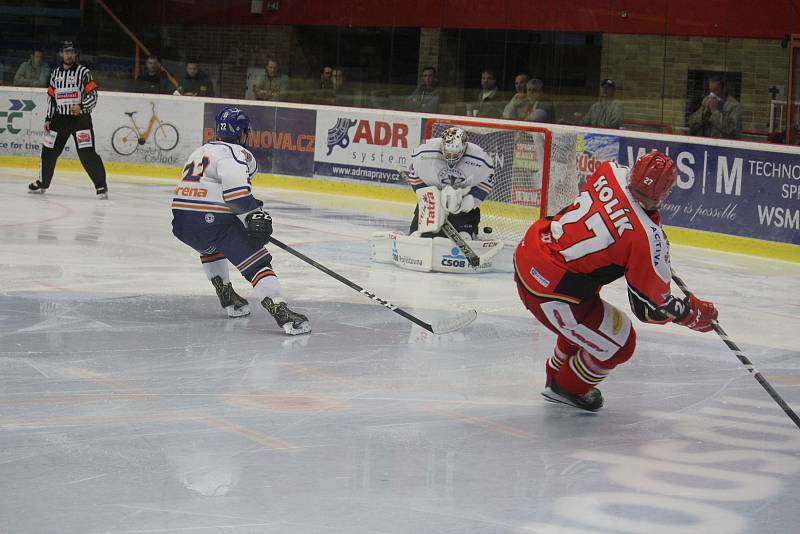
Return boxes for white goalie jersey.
[405,137,495,212]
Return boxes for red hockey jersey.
[515,161,676,323]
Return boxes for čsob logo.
[326,118,357,155]
[441,247,468,267]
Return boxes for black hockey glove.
[245,210,273,246]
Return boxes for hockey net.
[425,118,579,243]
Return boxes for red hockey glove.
[675,295,718,332]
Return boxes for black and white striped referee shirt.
[46,64,98,120]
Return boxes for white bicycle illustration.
[111,102,179,155]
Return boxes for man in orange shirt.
[514,152,718,411]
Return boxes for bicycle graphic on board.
[111,101,179,155]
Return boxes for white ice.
[1,169,799,534]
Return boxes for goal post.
[423,118,580,243]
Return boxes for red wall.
[136,0,799,39]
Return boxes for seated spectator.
[254,58,290,101]
[688,75,741,139]
[13,48,49,87]
[332,68,362,108]
[466,68,504,118]
[304,65,335,104]
[522,79,555,123]
[174,62,215,97]
[580,79,624,129]
[133,55,172,94]
[502,73,529,119]
[405,66,442,113]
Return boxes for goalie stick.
[672,271,800,430]
[440,220,482,267]
[269,236,477,334]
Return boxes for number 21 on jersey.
[549,191,615,262]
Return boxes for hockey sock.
[201,254,229,282]
[546,337,579,385]
[555,350,610,395]
[252,272,284,304]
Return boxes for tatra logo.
[438,167,467,186]
[326,118,357,155]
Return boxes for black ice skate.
[261,297,311,335]
[28,180,47,194]
[211,275,250,318]
[542,378,604,412]
[96,186,109,200]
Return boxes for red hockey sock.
[545,337,579,386]
[554,350,610,395]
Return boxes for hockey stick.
[269,236,477,334]
[440,220,481,267]
[672,271,800,430]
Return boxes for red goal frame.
[423,118,555,216]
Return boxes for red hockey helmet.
[628,151,677,209]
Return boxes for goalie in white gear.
[171,106,310,335]
[406,127,494,239]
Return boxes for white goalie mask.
[441,127,468,168]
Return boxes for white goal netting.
[428,120,580,243]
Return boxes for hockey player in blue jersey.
[171,106,310,335]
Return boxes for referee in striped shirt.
[28,41,108,198]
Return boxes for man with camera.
[688,75,741,139]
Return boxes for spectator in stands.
[405,66,442,113]
[255,58,290,101]
[320,65,334,90]
[134,55,172,94]
[502,73,530,119]
[13,48,50,87]
[688,75,741,139]
[304,65,335,104]
[332,68,362,107]
[522,78,555,123]
[580,79,624,129]
[174,62,215,97]
[466,68,504,118]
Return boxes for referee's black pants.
[40,114,107,190]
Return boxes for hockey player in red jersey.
[514,152,718,411]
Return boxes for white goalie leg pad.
[416,186,445,234]
[432,237,510,273]
[370,231,433,272]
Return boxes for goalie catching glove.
[442,185,476,214]
[674,294,718,332]
[245,209,273,246]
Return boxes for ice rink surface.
[1,169,799,534]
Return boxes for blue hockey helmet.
[215,106,251,144]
